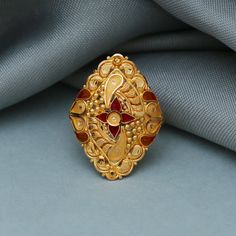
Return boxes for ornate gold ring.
[69,54,163,180]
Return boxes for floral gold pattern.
[69,53,163,180]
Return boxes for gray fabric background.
[65,52,236,151]
[0,0,235,151]
[1,84,236,236]
[0,1,236,235]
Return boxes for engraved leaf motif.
[104,74,124,108]
[107,128,126,163]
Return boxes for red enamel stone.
[96,113,108,123]
[109,125,120,138]
[121,113,135,123]
[77,88,91,100]
[140,135,156,146]
[76,132,89,143]
[111,97,121,112]
[143,91,157,101]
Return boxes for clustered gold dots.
[86,85,105,117]
[120,99,129,113]
[125,117,145,149]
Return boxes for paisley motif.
[69,54,163,180]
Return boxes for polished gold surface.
[71,100,86,114]
[69,53,163,180]
[107,112,121,127]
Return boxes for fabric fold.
[64,51,236,151]
[0,0,186,111]
[0,0,235,152]
[115,29,227,53]
[154,0,236,51]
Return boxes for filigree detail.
[69,53,163,180]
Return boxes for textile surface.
[0,1,236,235]
[0,0,235,151]
[0,84,236,236]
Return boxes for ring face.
[69,54,163,180]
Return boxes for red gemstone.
[143,91,157,101]
[111,97,121,112]
[140,135,156,146]
[109,125,120,138]
[96,113,108,123]
[121,113,135,123]
[77,88,91,100]
[76,132,89,143]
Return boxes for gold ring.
[69,53,163,180]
